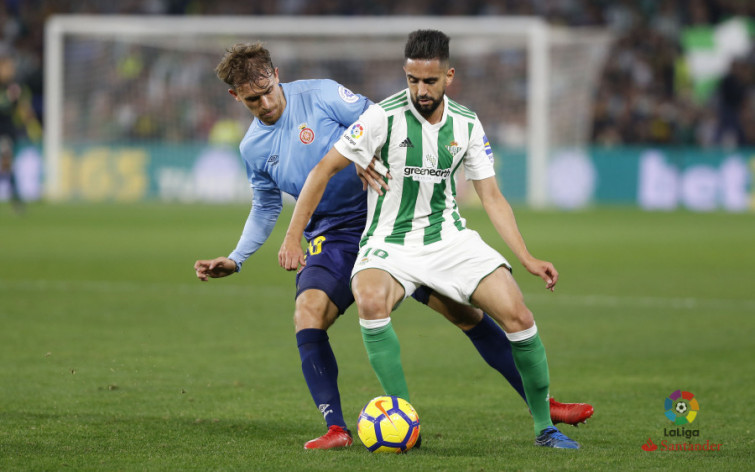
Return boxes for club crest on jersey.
[298,123,315,144]
[445,140,462,156]
[338,85,359,104]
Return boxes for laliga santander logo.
[349,123,364,139]
[665,390,699,425]
[642,438,659,452]
[641,390,721,452]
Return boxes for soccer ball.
[357,395,420,453]
[675,401,688,415]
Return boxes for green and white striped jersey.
[334,88,496,247]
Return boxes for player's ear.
[445,67,455,87]
[228,88,240,101]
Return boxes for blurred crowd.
[2,0,754,148]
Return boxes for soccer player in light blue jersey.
[195,42,592,450]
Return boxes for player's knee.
[294,291,336,331]
[354,288,391,320]
[294,306,327,331]
[506,303,534,332]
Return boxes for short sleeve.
[333,104,387,170]
[320,80,371,127]
[463,118,496,181]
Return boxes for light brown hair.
[215,42,274,89]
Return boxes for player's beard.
[412,93,443,119]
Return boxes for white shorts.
[351,229,511,305]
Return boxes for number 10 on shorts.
[362,247,389,259]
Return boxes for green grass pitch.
[1,202,753,471]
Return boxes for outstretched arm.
[194,188,282,280]
[278,147,354,270]
[472,176,559,291]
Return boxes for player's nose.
[260,93,275,109]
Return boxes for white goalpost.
[44,15,611,207]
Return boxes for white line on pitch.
[524,292,755,311]
[2,279,754,311]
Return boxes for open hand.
[522,258,559,291]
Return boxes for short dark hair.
[215,42,274,89]
[404,30,450,63]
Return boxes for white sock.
[505,323,538,343]
[359,317,392,330]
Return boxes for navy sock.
[464,313,527,402]
[296,329,346,429]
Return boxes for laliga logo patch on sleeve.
[349,123,364,139]
[338,85,359,104]
[342,122,365,146]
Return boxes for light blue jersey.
[229,79,371,270]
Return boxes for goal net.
[45,15,612,206]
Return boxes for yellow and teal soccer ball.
[357,395,420,453]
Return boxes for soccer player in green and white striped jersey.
[280,30,582,449]
[344,87,492,248]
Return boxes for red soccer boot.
[304,425,353,450]
[550,398,594,426]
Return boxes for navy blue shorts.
[296,227,361,314]
[295,226,436,313]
